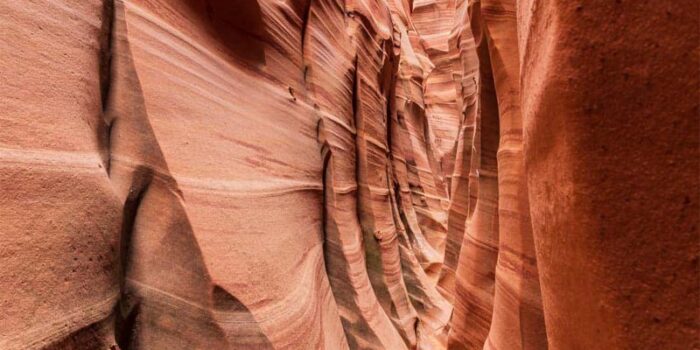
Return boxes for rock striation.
[0,0,697,349]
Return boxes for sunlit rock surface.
[0,0,697,349]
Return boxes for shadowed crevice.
[181,0,268,67]
[104,2,230,349]
[98,0,114,112]
[115,301,140,350]
[117,167,153,292]
[97,0,115,173]
[211,285,274,349]
[300,0,314,56]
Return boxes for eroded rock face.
[0,0,697,349]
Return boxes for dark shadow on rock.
[211,285,274,349]
[180,0,268,67]
[104,2,230,349]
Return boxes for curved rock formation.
[519,0,699,348]
[1,0,697,349]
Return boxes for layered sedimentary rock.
[1,1,121,348]
[518,1,699,348]
[1,0,697,349]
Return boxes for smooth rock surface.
[0,0,697,349]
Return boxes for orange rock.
[1,0,696,349]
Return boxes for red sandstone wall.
[1,0,697,349]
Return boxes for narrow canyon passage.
[0,0,697,349]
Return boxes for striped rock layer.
[0,0,697,349]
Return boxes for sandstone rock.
[519,0,699,348]
[0,0,697,349]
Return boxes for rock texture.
[0,0,697,349]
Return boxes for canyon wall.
[0,0,697,349]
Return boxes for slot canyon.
[0,0,698,349]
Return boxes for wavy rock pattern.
[0,0,697,349]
